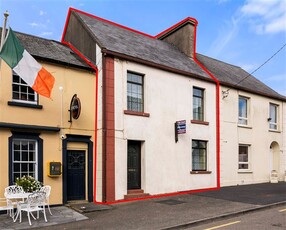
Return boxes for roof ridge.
[70,7,155,39]
[0,27,66,47]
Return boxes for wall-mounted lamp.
[222,90,229,99]
[267,118,272,122]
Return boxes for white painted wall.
[220,86,285,186]
[114,59,217,200]
[283,102,286,182]
[95,44,103,201]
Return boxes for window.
[12,72,37,104]
[269,103,278,130]
[238,145,250,170]
[9,133,43,185]
[238,96,248,125]
[12,139,38,182]
[127,72,144,112]
[192,140,207,171]
[193,87,204,121]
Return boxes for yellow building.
[0,30,96,205]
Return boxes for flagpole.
[0,11,9,50]
[0,11,9,68]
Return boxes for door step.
[124,189,150,200]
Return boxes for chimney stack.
[156,17,198,59]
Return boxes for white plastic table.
[5,193,31,200]
[5,192,32,222]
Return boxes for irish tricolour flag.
[0,27,55,98]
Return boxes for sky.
[0,0,285,95]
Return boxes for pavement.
[0,182,285,230]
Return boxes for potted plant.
[15,175,43,192]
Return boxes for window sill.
[191,120,209,125]
[268,129,281,133]
[238,171,253,174]
[190,171,212,174]
[8,101,43,109]
[124,110,150,117]
[237,124,252,129]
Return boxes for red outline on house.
[62,7,221,205]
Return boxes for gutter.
[101,48,215,85]
[192,23,221,189]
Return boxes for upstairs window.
[193,87,204,121]
[127,72,144,112]
[269,103,278,130]
[12,72,37,104]
[238,96,248,125]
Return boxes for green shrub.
[15,175,42,192]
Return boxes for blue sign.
[176,120,186,134]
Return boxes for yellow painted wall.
[0,60,96,205]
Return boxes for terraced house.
[62,8,286,203]
[1,7,285,205]
[0,29,96,205]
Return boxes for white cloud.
[217,0,230,4]
[39,10,45,16]
[29,22,40,27]
[209,13,243,56]
[263,73,286,82]
[40,32,53,36]
[241,0,286,34]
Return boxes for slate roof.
[196,54,286,100]
[74,11,211,82]
[0,28,92,71]
[73,10,285,101]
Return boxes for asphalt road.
[188,205,286,230]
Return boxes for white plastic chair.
[0,198,14,217]
[40,185,52,215]
[15,192,47,226]
[4,185,25,205]
[4,185,24,197]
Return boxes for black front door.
[67,150,86,200]
[127,141,141,190]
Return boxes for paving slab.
[1,182,285,230]
[0,206,87,230]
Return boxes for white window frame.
[238,96,249,125]
[269,103,278,130]
[12,72,38,105]
[12,139,38,182]
[238,144,251,171]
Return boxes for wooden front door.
[67,150,86,200]
[127,141,141,190]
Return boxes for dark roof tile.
[0,28,91,70]
[75,12,211,81]
[196,53,286,100]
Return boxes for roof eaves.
[34,55,94,72]
[102,48,215,84]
